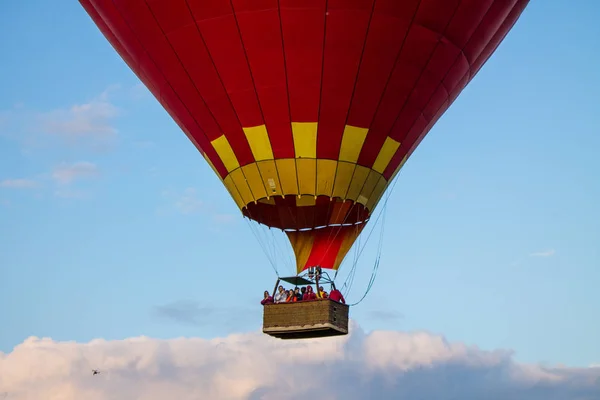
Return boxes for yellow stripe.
[333,224,365,270]
[243,125,274,161]
[296,159,316,195]
[223,175,245,209]
[316,159,337,197]
[230,169,254,205]
[257,160,282,198]
[367,176,389,212]
[241,163,267,201]
[389,155,408,182]
[220,157,391,210]
[292,122,317,158]
[358,169,381,206]
[211,135,240,173]
[202,153,222,181]
[370,154,407,211]
[339,125,368,162]
[372,136,400,174]
[346,165,370,201]
[332,162,355,199]
[275,159,299,196]
[286,230,316,274]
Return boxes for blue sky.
[1,0,598,371]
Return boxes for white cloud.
[1,87,123,152]
[40,101,117,138]
[174,187,203,215]
[38,87,119,147]
[0,324,599,400]
[530,249,556,257]
[52,162,99,185]
[0,179,39,189]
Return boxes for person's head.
[288,289,294,296]
[319,286,324,292]
[301,287,306,293]
[294,287,299,294]
[278,285,284,292]
[307,286,313,293]
[264,290,269,298]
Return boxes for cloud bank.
[1,323,599,400]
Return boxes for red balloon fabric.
[80,0,529,271]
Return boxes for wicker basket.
[262,299,349,339]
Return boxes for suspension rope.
[339,194,387,296]
[339,166,403,305]
[341,202,386,299]
[245,218,279,276]
[346,202,387,306]
[270,227,295,275]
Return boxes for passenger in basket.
[274,285,287,303]
[329,287,345,304]
[299,286,306,301]
[286,289,296,302]
[318,286,328,299]
[303,285,317,301]
[261,291,274,305]
[294,287,303,302]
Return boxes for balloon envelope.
[80,0,529,273]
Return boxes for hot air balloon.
[79,0,529,339]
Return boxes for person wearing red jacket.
[261,290,274,305]
[302,285,317,301]
[329,287,345,304]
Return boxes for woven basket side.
[263,300,348,330]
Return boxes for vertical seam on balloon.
[182,0,246,135]
[352,0,422,172]
[82,1,141,84]
[391,0,472,134]
[277,0,301,214]
[145,1,251,206]
[285,200,298,231]
[314,0,330,222]
[333,0,379,206]
[180,0,256,206]
[396,0,526,179]
[387,0,500,178]
[228,0,274,205]
[276,0,296,229]
[471,0,526,77]
[144,2,233,151]
[373,0,463,173]
[107,0,227,177]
